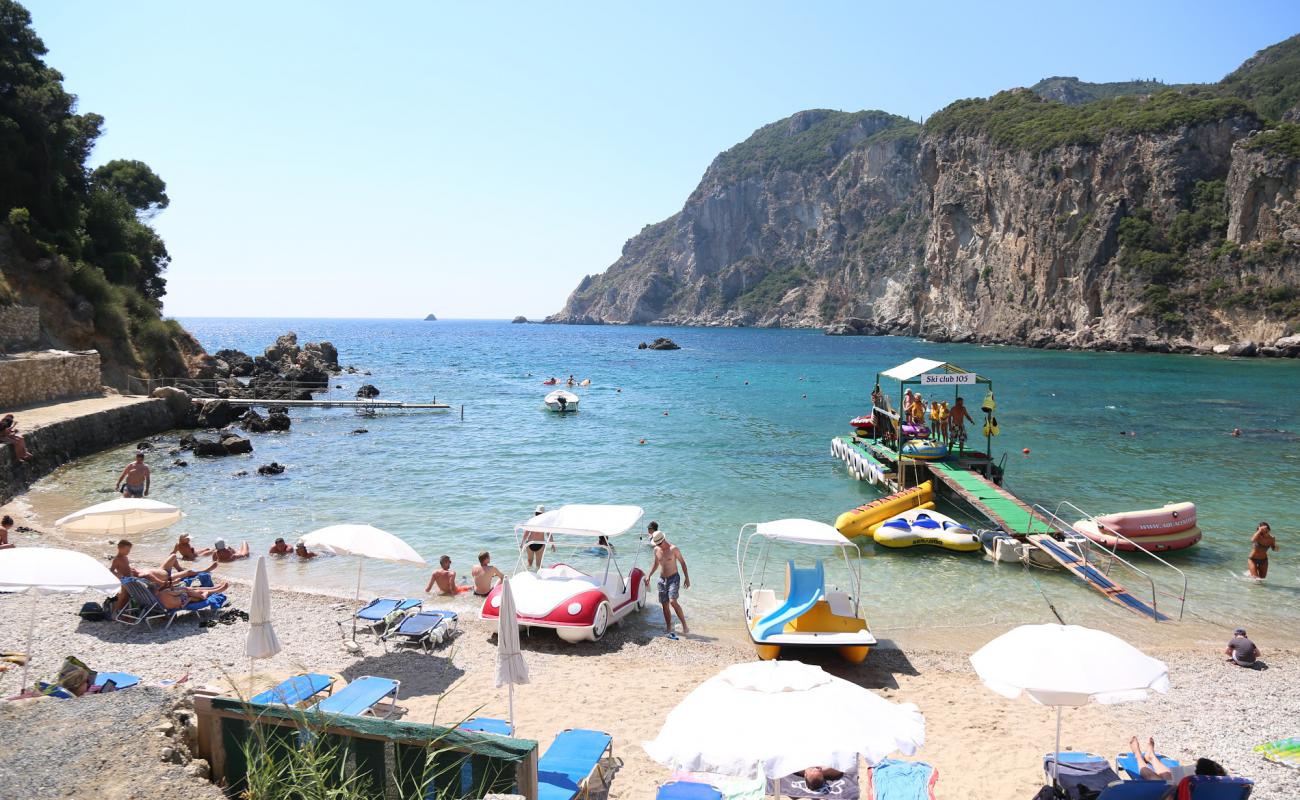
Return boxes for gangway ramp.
[1026,534,1170,621]
[925,460,1048,535]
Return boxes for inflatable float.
[1072,502,1200,552]
[849,415,874,436]
[900,423,929,439]
[873,508,980,552]
[901,439,948,460]
[834,481,933,538]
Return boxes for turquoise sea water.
[24,319,1300,645]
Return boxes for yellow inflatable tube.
[834,481,933,538]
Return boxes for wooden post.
[515,746,539,799]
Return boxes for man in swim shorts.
[425,555,457,595]
[950,397,974,444]
[1224,627,1260,666]
[472,551,504,596]
[645,523,690,637]
[522,505,550,569]
[1248,521,1278,579]
[115,452,150,497]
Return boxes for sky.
[23,1,1300,319]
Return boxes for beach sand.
[2,496,1297,800]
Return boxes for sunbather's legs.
[1130,735,1172,781]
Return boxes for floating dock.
[221,399,450,410]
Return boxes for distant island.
[511,316,529,323]
[424,314,437,321]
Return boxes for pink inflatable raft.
[1073,502,1201,552]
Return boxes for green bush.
[1240,123,1300,159]
[738,263,814,310]
[710,110,919,182]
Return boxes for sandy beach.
[1,502,1297,800]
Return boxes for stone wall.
[0,305,40,352]
[0,350,102,408]
[0,397,181,503]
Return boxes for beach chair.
[116,578,226,628]
[380,609,458,653]
[657,781,723,800]
[341,597,421,640]
[1175,776,1253,799]
[310,676,400,719]
[537,727,613,800]
[1116,753,1181,780]
[1045,753,1121,800]
[459,717,514,736]
[867,759,935,799]
[1096,782,1174,799]
[250,673,335,706]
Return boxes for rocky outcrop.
[424,314,437,321]
[548,39,1300,355]
[186,333,342,401]
[511,316,529,323]
[638,337,681,350]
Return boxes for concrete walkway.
[11,394,156,431]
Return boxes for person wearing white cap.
[213,538,251,562]
[522,504,551,570]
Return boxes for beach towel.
[868,759,937,800]
[773,765,860,798]
[1045,756,1119,800]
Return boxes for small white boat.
[544,389,579,412]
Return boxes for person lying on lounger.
[157,581,229,610]
[212,539,250,562]
[112,540,214,584]
[798,766,844,790]
[1128,736,1173,781]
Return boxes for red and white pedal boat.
[481,504,648,643]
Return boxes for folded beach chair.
[310,676,400,719]
[537,727,613,800]
[867,759,935,800]
[1116,752,1182,781]
[251,673,335,706]
[657,781,723,800]
[1045,753,1121,800]
[1096,781,1175,799]
[459,717,514,736]
[342,597,421,640]
[116,578,226,629]
[1174,776,1253,799]
[380,609,458,653]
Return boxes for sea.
[22,319,1300,647]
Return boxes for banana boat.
[834,481,933,538]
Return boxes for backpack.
[78,601,107,621]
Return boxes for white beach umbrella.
[55,498,184,536]
[300,524,426,600]
[494,576,529,731]
[970,624,1170,787]
[0,547,121,689]
[644,660,925,780]
[245,557,281,662]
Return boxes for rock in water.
[424,314,438,321]
[267,411,291,431]
[191,438,227,457]
[355,384,380,399]
[511,315,528,323]
[257,462,285,475]
[197,399,237,429]
[645,337,680,350]
[220,435,253,455]
[239,409,270,433]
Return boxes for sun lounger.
[537,727,613,800]
[37,670,141,698]
[343,597,421,640]
[657,781,723,800]
[310,676,400,719]
[116,578,227,628]
[1046,754,1121,800]
[459,717,514,736]
[867,759,935,799]
[381,609,458,653]
[1174,776,1253,799]
[251,673,335,706]
[1096,781,1175,799]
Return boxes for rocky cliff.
[549,36,1300,355]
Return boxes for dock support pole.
[460,404,464,421]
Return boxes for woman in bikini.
[1249,521,1278,579]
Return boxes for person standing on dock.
[115,452,151,497]
[645,524,690,638]
[950,397,974,445]
[1248,521,1278,579]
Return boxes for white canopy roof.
[518,504,644,538]
[753,519,850,547]
[0,547,121,593]
[879,357,979,382]
[55,498,185,535]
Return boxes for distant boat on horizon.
[424,314,437,321]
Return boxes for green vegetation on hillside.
[0,0,187,373]
[1241,123,1300,159]
[709,110,919,183]
[1030,76,1197,105]
[925,89,1255,152]
[1219,34,1300,122]
[737,263,813,310]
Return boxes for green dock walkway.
[925,460,1049,534]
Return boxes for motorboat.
[481,504,647,643]
[544,389,580,412]
[873,507,980,552]
[737,518,875,662]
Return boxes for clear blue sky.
[24,1,1300,319]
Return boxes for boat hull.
[1073,520,1202,552]
[1088,502,1196,537]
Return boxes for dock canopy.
[519,504,644,538]
[879,357,985,383]
[753,519,850,547]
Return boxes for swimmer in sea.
[1248,521,1278,579]
[1231,428,1242,437]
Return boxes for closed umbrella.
[970,624,1170,788]
[495,577,529,731]
[300,524,426,600]
[644,660,925,780]
[55,498,184,536]
[0,547,121,689]
[245,556,281,662]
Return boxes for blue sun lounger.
[1177,776,1254,798]
[1095,781,1175,799]
[117,578,227,628]
[1115,752,1180,781]
[310,676,400,719]
[381,609,458,653]
[538,728,614,800]
[251,673,335,706]
[344,597,422,640]
[656,781,723,800]
[459,717,513,736]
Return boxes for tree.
[92,159,170,216]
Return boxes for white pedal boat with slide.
[481,504,648,643]
[737,518,875,663]
[544,389,580,412]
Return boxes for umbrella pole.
[20,588,36,690]
[1053,706,1062,789]
[508,683,515,733]
[354,557,363,601]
